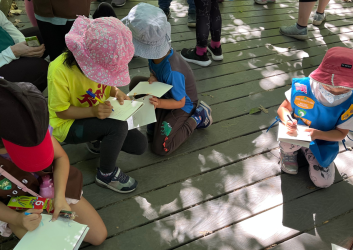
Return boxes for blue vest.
[290,77,353,167]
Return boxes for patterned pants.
[280,142,335,188]
[194,0,222,48]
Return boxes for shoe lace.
[113,170,129,183]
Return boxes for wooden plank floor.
[2,0,353,249]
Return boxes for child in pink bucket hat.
[47,16,147,194]
[270,47,353,188]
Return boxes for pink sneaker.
[280,150,299,175]
[254,0,275,4]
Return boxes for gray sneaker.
[112,0,126,7]
[96,168,138,193]
[279,24,308,40]
[313,12,326,26]
[187,9,196,28]
[280,150,299,175]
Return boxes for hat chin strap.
[331,74,335,86]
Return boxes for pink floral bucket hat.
[65,16,134,87]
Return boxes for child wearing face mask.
[276,47,353,188]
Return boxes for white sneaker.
[313,12,326,26]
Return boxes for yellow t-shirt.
[48,54,111,142]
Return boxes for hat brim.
[3,130,54,172]
[310,68,353,90]
[132,36,171,59]
[65,20,131,87]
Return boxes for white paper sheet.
[127,81,172,98]
[14,214,89,250]
[278,122,312,148]
[127,95,156,130]
[107,97,144,121]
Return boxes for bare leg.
[297,2,316,26]
[70,197,107,246]
[317,0,330,13]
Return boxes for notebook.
[277,122,312,147]
[127,81,173,98]
[14,214,89,250]
[107,97,144,121]
[127,95,156,130]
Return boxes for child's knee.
[135,135,148,155]
[89,228,107,246]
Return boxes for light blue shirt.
[35,14,75,25]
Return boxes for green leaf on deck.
[249,107,261,115]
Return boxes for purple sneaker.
[280,150,299,174]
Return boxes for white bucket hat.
[121,3,172,59]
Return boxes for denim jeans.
[159,0,195,11]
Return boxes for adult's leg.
[317,0,330,13]
[64,118,129,174]
[70,197,107,246]
[92,2,117,19]
[24,0,38,27]
[297,1,317,26]
[152,107,197,155]
[209,0,222,44]
[36,20,74,61]
[159,0,173,11]
[187,0,196,10]
[194,0,211,48]
[0,57,48,92]
[301,148,335,188]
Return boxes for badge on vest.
[0,178,12,190]
[341,104,353,121]
[294,96,315,109]
[295,83,307,94]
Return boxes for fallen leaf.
[199,230,212,236]
[259,105,269,114]
[11,2,18,10]
[323,221,329,224]
[249,107,261,115]
[116,226,119,229]
[307,186,316,190]
[10,9,22,15]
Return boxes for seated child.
[0,79,107,244]
[122,3,213,155]
[277,47,353,188]
[47,16,147,194]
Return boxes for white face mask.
[318,84,351,104]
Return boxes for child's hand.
[286,120,298,136]
[93,101,112,119]
[149,96,160,109]
[115,89,130,105]
[305,128,319,140]
[52,197,71,222]
[17,209,43,231]
[148,75,158,84]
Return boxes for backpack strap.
[0,166,41,197]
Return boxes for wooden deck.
[2,0,353,249]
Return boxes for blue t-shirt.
[148,49,195,113]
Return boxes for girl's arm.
[0,203,42,232]
[277,99,297,136]
[51,136,71,221]
[56,103,113,120]
[150,97,185,110]
[306,127,350,141]
[277,99,293,123]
